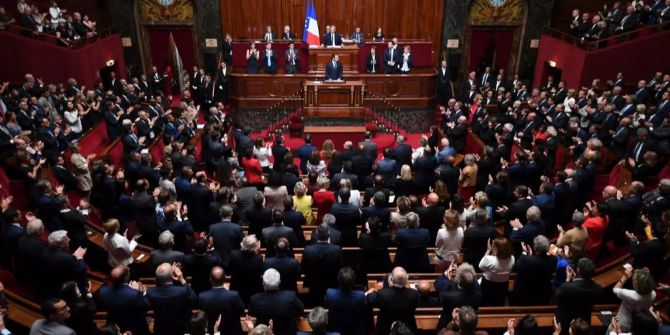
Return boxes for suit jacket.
[361,205,391,232]
[325,288,367,335]
[301,243,343,300]
[150,249,185,270]
[415,205,446,245]
[14,235,47,287]
[146,283,197,335]
[323,32,343,46]
[122,132,141,157]
[264,255,301,292]
[284,48,300,73]
[367,287,419,335]
[246,207,272,238]
[358,232,393,274]
[384,47,401,73]
[394,227,431,272]
[462,225,496,270]
[392,143,413,168]
[513,254,557,305]
[1,223,24,267]
[249,290,305,335]
[282,31,296,40]
[198,287,246,335]
[42,247,88,298]
[209,220,243,266]
[96,284,151,335]
[184,253,223,294]
[330,203,361,245]
[351,31,365,45]
[555,279,603,330]
[228,250,264,304]
[262,225,298,256]
[326,60,344,80]
[187,183,215,229]
[261,50,278,73]
[436,282,482,330]
[366,52,380,73]
[351,154,374,182]
[632,238,668,279]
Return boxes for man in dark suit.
[263,238,300,292]
[208,205,243,266]
[42,230,88,299]
[14,219,47,288]
[326,54,343,81]
[302,224,343,305]
[309,214,342,246]
[295,134,317,174]
[394,213,431,272]
[323,25,342,46]
[246,191,273,237]
[366,46,380,73]
[283,196,306,247]
[330,188,361,246]
[53,156,78,191]
[391,134,413,169]
[462,209,496,270]
[150,231,185,270]
[351,144,374,184]
[262,42,278,74]
[121,121,145,158]
[147,263,197,335]
[183,237,223,294]
[555,258,603,333]
[324,267,367,335]
[0,209,24,269]
[281,25,296,40]
[445,115,468,153]
[35,180,64,232]
[198,266,245,335]
[509,206,546,253]
[330,161,359,191]
[513,235,557,306]
[97,266,151,335]
[361,191,391,231]
[358,130,378,159]
[187,171,215,231]
[262,208,299,257]
[478,66,493,87]
[435,263,482,330]
[415,193,447,245]
[384,41,400,74]
[367,267,419,335]
[284,42,300,74]
[630,219,668,280]
[436,60,453,102]
[0,122,18,161]
[249,269,305,335]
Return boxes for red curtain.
[493,30,514,71]
[469,30,494,70]
[147,27,195,72]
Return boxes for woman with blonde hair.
[293,181,314,225]
[479,236,515,306]
[102,218,141,267]
[458,154,478,200]
[320,139,336,160]
[435,209,464,271]
[395,164,415,197]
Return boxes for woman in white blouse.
[479,236,515,306]
[399,45,413,73]
[435,209,464,266]
[338,178,360,206]
[102,218,141,267]
[63,101,82,140]
[253,138,273,173]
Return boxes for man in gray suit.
[150,230,185,269]
[351,27,365,46]
[285,42,300,74]
[358,131,378,159]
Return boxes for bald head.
[156,263,173,285]
[603,186,618,199]
[417,280,431,296]
[426,193,439,206]
[110,266,130,285]
[210,266,225,287]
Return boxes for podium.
[308,45,359,74]
[303,80,365,118]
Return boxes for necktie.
[267,51,271,67]
[331,33,335,46]
[290,50,294,65]
[634,142,643,161]
[390,48,394,61]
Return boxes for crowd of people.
[568,0,670,41]
[0,27,670,335]
[2,0,98,45]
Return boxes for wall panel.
[219,0,444,64]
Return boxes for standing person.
[102,218,140,268]
[366,46,380,73]
[326,54,343,81]
[262,43,278,74]
[437,60,453,102]
[367,267,419,335]
[325,267,366,335]
[285,41,300,74]
[249,269,305,335]
[479,237,515,306]
[301,223,343,306]
[435,209,464,269]
[513,235,557,306]
[555,258,603,334]
[29,298,76,335]
[198,266,245,335]
[246,42,260,74]
[611,267,656,333]
[146,263,197,335]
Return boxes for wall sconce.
[106,59,115,67]
[548,60,557,68]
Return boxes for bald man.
[415,193,447,244]
[600,185,627,248]
[198,266,245,335]
[367,267,419,335]
[96,266,150,335]
[147,263,197,335]
[417,280,439,307]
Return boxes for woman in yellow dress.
[293,181,315,225]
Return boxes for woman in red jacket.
[583,201,609,259]
[241,147,263,189]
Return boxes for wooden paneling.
[229,71,436,108]
[219,0,444,63]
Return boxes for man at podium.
[326,54,343,81]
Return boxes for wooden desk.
[303,80,365,107]
[308,45,359,74]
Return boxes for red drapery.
[493,30,514,71]
[146,28,195,74]
[469,30,494,71]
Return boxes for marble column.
[195,0,222,73]
[441,0,472,79]
[519,0,556,80]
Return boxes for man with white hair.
[509,205,546,249]
[513,235,557,306]
[367,266,419,335]
[249,268,304,335]
[147,263,196,335]
[150,230,185,269]
[391,134,413,168]
[15,218,48,287]
[42,230,87,298]
[436,137,456,161]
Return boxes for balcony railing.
[543,20,670,51]
[1,22,115,49]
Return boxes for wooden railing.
[2,22,115,49]
[543,20,670,51]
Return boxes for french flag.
[303,0,320,47]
